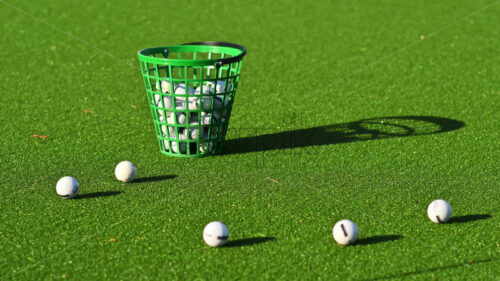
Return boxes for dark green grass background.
[0,0,499,280]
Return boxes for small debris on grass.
[468,260,475,263]
[109,238,117,242]
[82,109,94,114]
[62,274,67,279]
[131,105,136,108]
[420,35,425,40]
[266,177,279,184]
[231,204,237,207]
[31,135,47,140]
[299,219,303,223]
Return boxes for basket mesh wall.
[138,43,245,157]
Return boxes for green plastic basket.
[137,41,246,157]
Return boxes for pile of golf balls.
[154,79,232,154]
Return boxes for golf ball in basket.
[56,176,79,199]
[427,199,452,223]
[114,161,137,182]
[203,221,229,247]
[174,83,195,99]
[194,85,213,95]
[155,81,171,93]
[200,112,220,125]
[199,141,214,153]
[167,112,187,125]
[208,80,232,93]
[188,122,203,140]
[154,94,173,110]
[332,219,358,245]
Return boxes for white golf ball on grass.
[115,161,137,182]
[203,221,229,247]
[56,176,79,199]
[427,199,452,223]
[332,219,358,245]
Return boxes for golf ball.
[427,199,452,223]
[194,84,213,95]
[154,94,173,110]
[174,83,195,101]
[200,112,220,125]
[203,221,229,247]
[169,141,187,154]
[207,80,232,94]
[155,80,173,93]
[167,112,187,125]
[199,141,214,153]
[188,122,203,140]
[114,161,137,183]
[332,219,358,245]
[170,131,188,154]
[56,176,79,199]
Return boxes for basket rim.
[137,41,246,66]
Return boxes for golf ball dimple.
[114,161,137,183]
[332,219,358,245]
[203,221,229,247]
[427,199,452,223]
[56,176,79,199]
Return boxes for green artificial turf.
[0,0,499,280]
